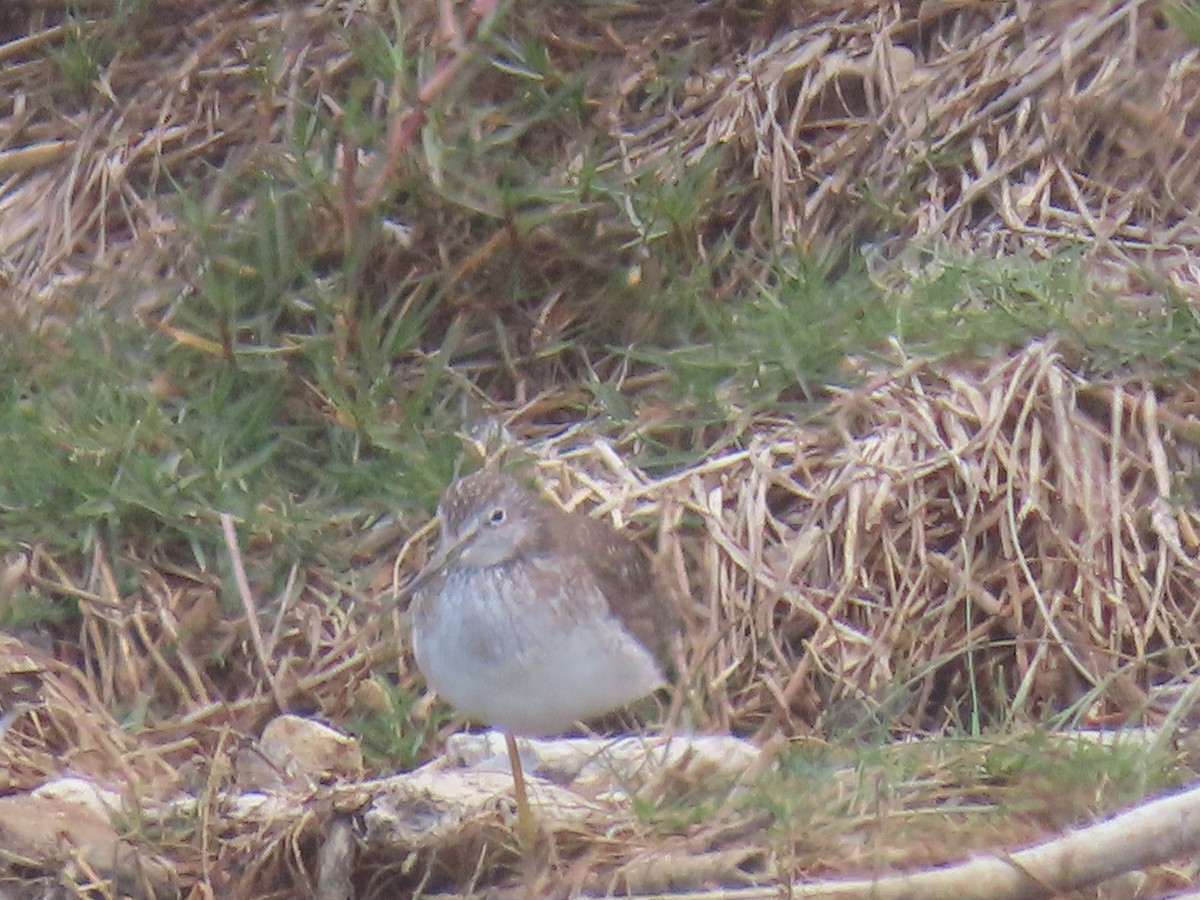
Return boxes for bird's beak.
[395,519,480,602]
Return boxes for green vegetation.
[6,245,1194,571]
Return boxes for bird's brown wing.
[549,508,680,669]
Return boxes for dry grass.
[515,337,1200,738]
[4,1,1199,325]
[3,0,1200,896]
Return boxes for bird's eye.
[488,507,506,524]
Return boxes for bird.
[409,469,679,846]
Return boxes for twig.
[220,513,287,712]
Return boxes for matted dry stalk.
[531,341,1200,734]
[604,0,1200,300]
[3,1,1199,323]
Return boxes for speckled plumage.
[411,470,678,736]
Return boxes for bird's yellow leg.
[505,731,537,850]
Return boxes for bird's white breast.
[412,565,665,735]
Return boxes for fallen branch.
[601,781,1200,900]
